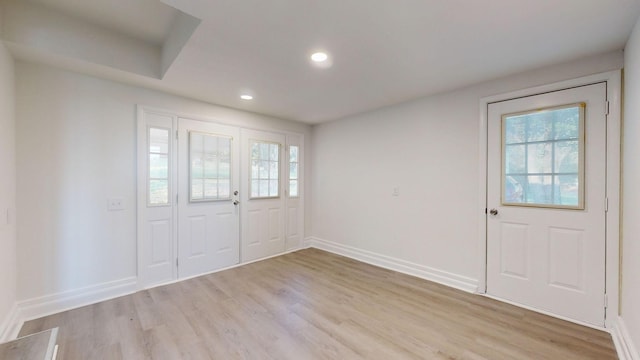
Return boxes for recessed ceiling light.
[240,94,253,100]
[310,52,329,62]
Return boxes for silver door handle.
[233,200,239,206]
[489,208,498,216]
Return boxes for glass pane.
[218,137,231,157]
[204,179,217,199]
[203,155,217,178]
[269,180,279,197]
[526,113,553,142]
[251,180,260,198]
[289,180,298,197]
[149,180,169,205]
[251,142,260,160]
[290,163,298,179]
[260,143,270,160]
[290,146,298,162]
[555,140,579,173]
[527,143,552,174]
[555,175,579,206]
[259,161,269,179]
[218,179,230,198]
[259,180,269,197]
[149,128,169,154]
[270,143,279,161]
[554,108,580,140]
[270,161,279,179]
[504,144,525,174]
[218,159,230,178]
[203,135,217,155]
[251,160,260,179]
[502,104,584,208]
[149,154,168,178]
[522,175,553,204]
[504,116,526,144]
[191,157,204,179]
[191,179,203,200]
[504,176,523,203]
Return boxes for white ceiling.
[28,0,178,44]
[6,0,640,123]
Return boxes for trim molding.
[17,276,137,326]
[0,303,21,342]
[613,317,639,360]
[305,237,478,293]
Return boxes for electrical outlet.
[108,197,125,211]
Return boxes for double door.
[137,111,302,287]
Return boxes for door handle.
[233,200,239,206]
[489,208,498,216]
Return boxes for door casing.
[477,71,621,330]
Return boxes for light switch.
[108,197,125,211]
[392,187,400,196]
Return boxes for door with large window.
[177,118,240,278]
[486,83,607,326]
[240,129,286,262]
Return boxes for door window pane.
[190,131,232,201]
[148,127,170,206]
[289,145,299,197]
[502,103,584,209]
[250,141,280,198]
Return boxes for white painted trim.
[305,236,478,293]
[612,317,640,360]
[0,303,21,342]
[477,70,622,329]
[17,276,137,323]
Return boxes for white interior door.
[177,118,240,278]
[240,129,286,262]
[486,83,607,326]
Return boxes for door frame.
[477,71,621,329]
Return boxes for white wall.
[311,51,623,286]
[15,62,311,302]
[622,16,640,356]
[0,41,16,337]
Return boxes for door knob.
[233,200,239,206]
[489,208,498,216]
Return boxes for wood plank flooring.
[19,248,618,359]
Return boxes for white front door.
[177,118,240,278]
[486,83,607,326]
[240,128,286,262]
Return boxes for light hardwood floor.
[19,248,617,359]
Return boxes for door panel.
[487,83,606,326]
[178,118,240,278]
[137,109,177,288]
[241,129,286,262]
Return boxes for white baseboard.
[0,303,21,342]
[17,276,138,325]
[612,317,639,360]
[305,236,478,293]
